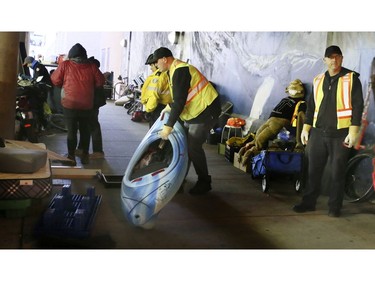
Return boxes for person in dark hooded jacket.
[76,56,106,159]
[51,43,105,165]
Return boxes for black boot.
[80,152,89,164]
[66,151,77,166]
[189,175,212,195]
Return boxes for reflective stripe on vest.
[169,60,218,120]
[313,72,353,129]
[185,70,209,105]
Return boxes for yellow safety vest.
[169,59,218,121]
[141,70,171,112]
[312,72,353,129]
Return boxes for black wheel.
[261,175,269,193]
[25,124,38,143]
[344,152,374,203]
[293,172,305,193]
[124,101,133,109]
[295,179,301,193]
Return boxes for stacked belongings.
[251,129,305,193]
[226,132,254,164]
[223,117,247,162]
[0,138,52,200]
[237,79,306,166]
[236,79,307,191]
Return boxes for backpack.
[131,110,146,122]
[93,86,106,108]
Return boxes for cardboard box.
[233,152,250,173]
[225,144,241,163]
[218,143,226,155]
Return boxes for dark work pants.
[63,107,92,156]
[48,86,63,114]
[149,103,166,128]
[302,128,351,211]
[77,108,103,153]
[185,116,218,182]
[90,108,103,153]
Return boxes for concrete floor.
[1,100,375,251]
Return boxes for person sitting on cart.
[239,79,306,165]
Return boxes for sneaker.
[90,152,105,159]
[80,153,89,164]
[292,203,315,213]
[189,180,212,195]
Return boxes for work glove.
[344,125,360,148]
[300,124,311,145]
[159,125,173,140]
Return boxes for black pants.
[148,103,166,128]
[302,128,351,211]
[90,108,103,153]
[63,107,92,156]
[185,116,218,182]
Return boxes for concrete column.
[0,32,21,139]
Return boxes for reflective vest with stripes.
[313,72,354,129]
[169,59,218,121]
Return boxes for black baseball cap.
[153,47,173,60]
[324,45,342,57]
[145,54,157,65]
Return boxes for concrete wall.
[45,31,375,143]
[125,32,375,144]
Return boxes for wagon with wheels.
[251,148,305,193]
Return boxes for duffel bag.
[251,150,266,178]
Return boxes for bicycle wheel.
[344,152,374,203]
[127,101,142,115]
[114,82,127,100]
[48,113,67,132]
[126,101,135,115]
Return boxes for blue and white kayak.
[120,111,189,229]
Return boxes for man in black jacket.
[293,45,364,217]
[23,56,52,86]
[23,56,53,128]
[153,47,222,195]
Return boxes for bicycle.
[125,89,143,115]
[344,80,375,203]
[113,75,129,100]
